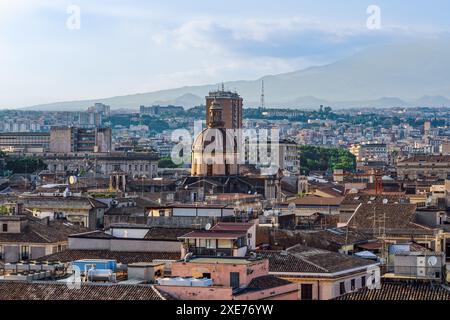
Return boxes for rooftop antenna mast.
[260,80,265,109]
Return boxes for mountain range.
[21,40,450,111]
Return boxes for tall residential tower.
[205,85,243,130]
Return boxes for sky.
[0,0,449,108]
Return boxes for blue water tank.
[72,259,117,273]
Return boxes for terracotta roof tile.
[0,281,170,300]
[0,217,89,244]
[336,281,450,300]
[256,245,375,275]
[37,250,181,264]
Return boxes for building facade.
[43,152,159,178]
[0,132,50,153]
[49,127,112,153]
[397,155,450,180]
[205,88,243,130]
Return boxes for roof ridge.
[151,285,167,300]
[291,253,330,273]
[30,229,52,243]
[285,245,330,273]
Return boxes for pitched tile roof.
[20,196,108,209]
[178,230,245,239]
[144,228,196,241]
[0,217,89,244]
[211,222,254,232]
[234,275,294,296]
[246,275,293,290]
[36,250,181,264]
[256,245,376,275]
[255,251,326,273]
[268,228,374,252]
[280,196,344,206]
[346,203,432,234]
[341,194,409,205]
[398,155,450,163]
[336,281,450,300]
[0,281,170,300]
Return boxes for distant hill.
[21,39,450,111]
[412,95,450,108]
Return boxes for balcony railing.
[187,247,233,257]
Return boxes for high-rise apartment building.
[205,87,243,129]
[49,127,112,153]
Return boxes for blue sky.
[0,0,449,108]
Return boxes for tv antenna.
[260,80,265,109]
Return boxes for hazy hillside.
[22,40,450,111]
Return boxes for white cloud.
[152,16,447,56]
[143,55,310,92]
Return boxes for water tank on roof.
[157,277,213,287]
[72,259,117,273]
[173,277,192,286]
[87,269,114,282]
[190,278,213,287]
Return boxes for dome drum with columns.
[192,98,241,177]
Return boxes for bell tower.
[208,99,225,128]
[206,86,243,129]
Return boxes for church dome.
[191,127,239,177]
[192,127,226,153]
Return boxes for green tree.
[5,156,47,174]
[158,156,181,168]
[0,205,9,215]
[299,145,356,174]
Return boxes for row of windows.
[339,276,366,295]
[4,245,64,260]
[300,276,367,300]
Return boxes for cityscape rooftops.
[256,244,377,276]
[178,230,246,240]
[345,203,433,233]
[0,216,89,244]
[183,257,256,265]
[37,250,181,264]
[0,281,171,300]
[398,155,450,163]
[336,280,450,300]
[280,196,344,207]
[341,194,410,205]
[178,222,254,240]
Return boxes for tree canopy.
[299,145,356,175]
[5,156,47,174]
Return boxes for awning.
[357,241,382,250]
[354,251,378,259]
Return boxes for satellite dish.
[428,256,438,266]
[288,203,296,210]
[205,223,212,231]
[63,187,70,198]
[68,176,78,185]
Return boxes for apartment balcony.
[187,246,233,257]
